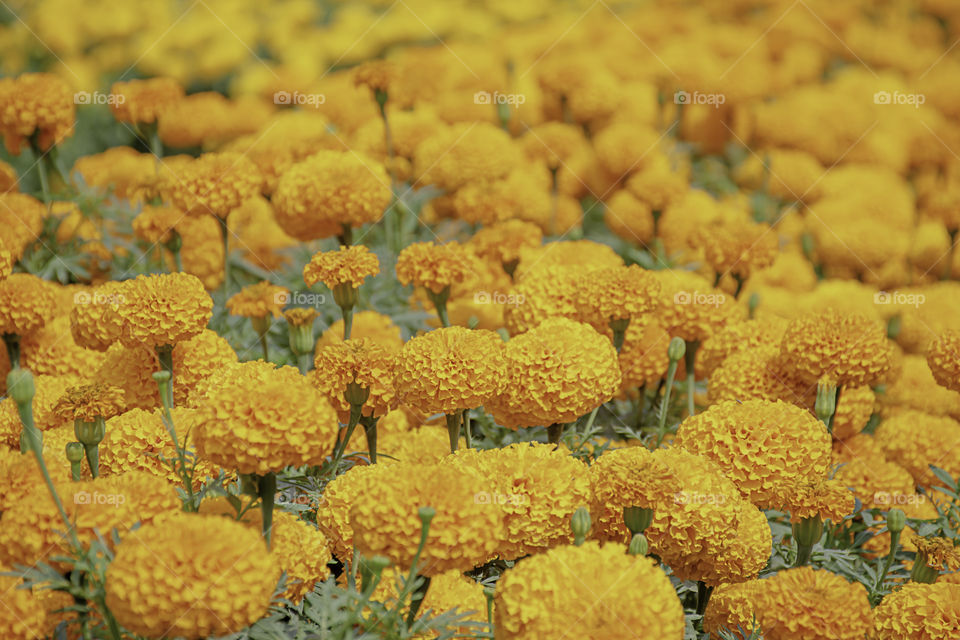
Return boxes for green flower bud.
[418,506,437,526]
[571,506,591,544]
[332,282,359,311]
[623,506,654,535]
[288,323,314,357]
[628,533,649,557]
[886,508,907,534]
[344,381,371,407]
[667,336,686,362]
[74,418,106,447]
[7,368,35,406]
[815,381,837,424]
[65,442,85,464]
[792,516,824,548]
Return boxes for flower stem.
[547,423,564,445]
[332,403,363,466]
[361,414,378,464]
[3,333,20,369]
[462,410,472,449]
[258,471,277,547]
[655,360,680,448]
[445,411,462,453]
[684,340,699,417]
[695,581,713,615]
[341,306,354,341]
[218,216,231,295]
[155,345,175,408]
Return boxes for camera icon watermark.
[873,91,925,108]
[74,291,126,306]
[275,291,326,307]
[673,290,725,307]
[873,290,925,308]
[473,290,525,306]
[874,491,924,506]
[74,91,125,106]
[474,91,526,106]
[674,90,725,108]
[74,490,126,507]
[273,90,326,106]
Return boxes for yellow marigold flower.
[0,447,69,512]
[0,273,55,337]
[874,410,960,488]
[316,462,391,560]
[0,374,76,448]
[466,220,543,275]
[394,326,505,415]
[311,338,398,421]
[707,344,814,407]
[283,307,318,328]
[194,368,339,475]
[449,167,551,227]
[96,407,184,480]
[0,193,45,259]
[0,248,11,280]
[376,427,450,465]
[19,315,105,378]
[163,151,263,218]
[70,281,126,351]
[413,122,520,191]
[0,159,16,193]
[350,463,504,575]
[106,513,279,639]
[604,189,656,246]
[0,73,74,155]
[226,281,288,319]
[200,499,331,604]
[912,535,960,572]
[503,265,582,336]
[186,360,303,408]
[494,541,685,639]
[520,121,589,170]
[780,309,894,386]
[157,92,272,149]
[705,566,873,640]
[573,264,661,331]
[0,471,179,571]
[880,355,960,420]
[653,270,744,343]
[676,399,832,509]
[273,150,390,241]
[697,316,789,378]
[487,318,621,428]
[831,385,875,440]
[353,59,397,93]
[928,330,960,393]
[691,218,778,280]
[53,383,125,423]
[0,572,49,640]
[316,310,404,353]
[227,196,299,270]
[872,582,960,639]
[303,244,379,289]
[445,443,592,559]
[419,569,486,631]
[593,122,662,177]
[109,77,184,124]
[616,316,672,389]
[115,272,213,350]
[131,204,184,244]
[781,477,856,523]
[395,240,473,295]
[513,240,621,280]
[646,448,771,586]
[624,152,689,212]
[589,446,680,543]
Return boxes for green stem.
[155,345,175,408]
[361,414,378,464]
[945,229,958,280]
[794,543,814,567]
[83,444,99,478]
[696,581,713,616]
[297,353,312,375]
[3,333,20,369]
[684,340,699,417]
[655,360,680,448]
[332,403,363,466]
[36,148,52,211]
[876,530,901,591]
[258,471,277,547]
[547,423,564,445]
[342,306,354,341]
[404,508,435,626]
[154,372,196,509]
[462,410,472,449]
[445,411,462,453]
[218,216,231,295]
[259,333,269,362]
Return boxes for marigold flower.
[350,463,504,575]
[872,582,960,639]
[0,572,49,640]
[106,513,279,639]
[353,59,398,93]
[376,427,450,465]
[394,326,505,415]
[653,270,744,343]
[70,281,126,351]
[691,218,779,280]
[303,244,379,289]
[504,265,582,336]
[705,566,873,640]
[115,272,213,350]
[445,443,592,559]
[494,541,685,639]
[226,281,288,319]
[315,310,403,352]
[781,477,856,523]
[18,315,104,378]
[676,399,832,509]
[780,309,893,387]
[395,241,473,295]
[109,77,184,125]
[163,151,263,218]
[413,122,520,191]
[0,193,44,259]
[927,330,960,393]
[0,73,74,155]
[911,535,960,572]
[186,360,303,408]
[272,150,390,241]
[604,189,656,245]
[874,410,960,488]
[696,316,789,378]
[311,338,398,421]
[53,383,125,423]
[131,204,184,245]
[573,264,661,332]
[830,384,875,440]
[513,240,621,280]
[0,374,76,448]
[487,318,621,428]
[316,462,392,560]
[0,273,55,338]
[466,220,543,275]
[283,307,318,328]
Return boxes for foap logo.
[674,491,727,506]
[275,291,326,306]
[74,91,125,106]
[474,491,528,506]
[274,489,314,507]
[473,290,525,306]
[673,290,725,307]
[474,91,526,106]
[273,90,325,106]
[74,291,126,306]
[873,91,925,108]
[674,90,725,108]
[873,491,925,506]
[74,490,126,507]
[873,290,925,308]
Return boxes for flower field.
[3,0,960,638]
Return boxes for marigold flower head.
[705,566,873,640]
[53,383,125,423]
[226,281,288,319]
[303,244,379,289]
[311,338,398,421]
[831,384,875,440]
[414,122,520,191]
[315,310,403,352]
[697,316,789,378]
[109,77,184,125]
[0,73,74,155]
[691,218,779,279]
[131,204,184,244]
[18,314,104,378]
[283,307,318,328]
[187,360,303,408]
[780,309,893,387]
[874,410,960,488]
[353,59,398,93]
[350,462,504,575]
[316,463,392,560]
[520,121,590,170]
[273,150,391,241]
[0,374,77,448]
[494,541,685,639]
[0,471,179,571]
[604,189,656,245]
[589,446,680,543]
[0,192,45,259]
[194,368,339,475]
[394,326,505,415]
[0,273,55,337]
[573,264,661,330]
[444,443,592,559]
[781,477,856,523]
[487,318,621,428]
[928,330,960,394]
[106,513,279,639]
[911,535,960,572]
[0,572,49,640]
[376,427,450,465]
[513,240,621,280]
[872,582,960,639]
[114,272,213,350]
[504,265,582,336]
[466,220,543,274]
[395,240,473,295]
[676,399,832,509]
[653,270,745,343]
[163,151,263,218]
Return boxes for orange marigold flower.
[466,220,543,275]
[115,272,213,350]
[927,329,960,393]
[226,281,288,319]
[0,73,74,155]
[781,477,856,523]
[691,218,779,280]
[573,264,661,330]
[872,582,960,639]
[131,204,184,245]
[311,338,398,421]
[911,535,960,572]
[873,410,960,488]
[413,122,520,191]
[53,383,125,423]
[696,316,789,378]
[616,316,673,389]
[283,307,319,328]
[353,59,398,93]
[0,192,44,259]
[395,241,473,295]
[0,571,49,639]
[109,77,184,125]
[0,273,55,337]
[653,270,744,343]
[315,310,403,352]
[303,244,379,289]
[162,151,263,218]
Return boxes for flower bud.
[886,508,906,534]
[628,533,649,557]
[344,381,371,408]
[571,506,591,545]
[623,506,654,535]
[667,336,686,362]
[815,381,837,424]
[418,506,437,526]
[288,323,314,357]
[332,282,359,311]
[74,417,106,447]
[792,516,824,548]
[7,368,35,406]
[65,441,85,464]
